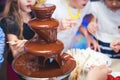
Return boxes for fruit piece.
[115,76,120,80]
[107,74,115,80]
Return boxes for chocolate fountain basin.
[12,53,76,78]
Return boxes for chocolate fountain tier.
[24,40,64,56]
[29,18,59,29]
[29,18,59,43]
[12,53,76,78]
[32,4,56,19]
[24,39,64,66]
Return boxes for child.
[0,0,37,79]
[45,0,100,51]
[110,39,120,53]
[87,0,120,58]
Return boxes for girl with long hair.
[0,0,37,79]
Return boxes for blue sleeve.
[0,27,5,63]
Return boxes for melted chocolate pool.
[13,53,76,78]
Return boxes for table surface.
[110,59,120,72]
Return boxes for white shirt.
[46,0,91,51]
[91,1,120,43]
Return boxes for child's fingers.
[113,47,120,53]
[7,40,18,45]
[88,27,94,34]
[15,40,27,48]
[65,18,78,24]
[87,22,98,35]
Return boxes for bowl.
[32,3,56,20]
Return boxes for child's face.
[19,0,36,13]
[105,0,120,11]
[69,0,89,9]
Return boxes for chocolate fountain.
[12,3,76,79]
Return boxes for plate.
[66,48,112,71]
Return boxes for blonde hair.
[3,0,23,39]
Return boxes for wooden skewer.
[69,53,91,80]
[6,41,15,44]
[77,53,91,80]
[6,40,28,45]
[6,41,16,45]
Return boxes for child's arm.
[78,24,100,52]
[0,27,5,64]
[78,14,100,52]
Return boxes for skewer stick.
[6,41,17,45]
[7,39,27,45]
[77,53,91,80]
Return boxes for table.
[110,59,120,72]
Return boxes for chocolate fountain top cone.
[32,4,56,20]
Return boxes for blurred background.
[0,0,6,17]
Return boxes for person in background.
[110,39,120,53]
[87,0,120,58]
[45,0,100,52]
[0,0,37,79]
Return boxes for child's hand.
[110,39,120,53]
[86,34,101,52]
[87,18,98,35]
[8,39,28,58]
[86,65,112,80]
[58,18,78,31]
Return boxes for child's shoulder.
[0,16,18,28]
[0,16,19,33]
[1,16,16,23]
